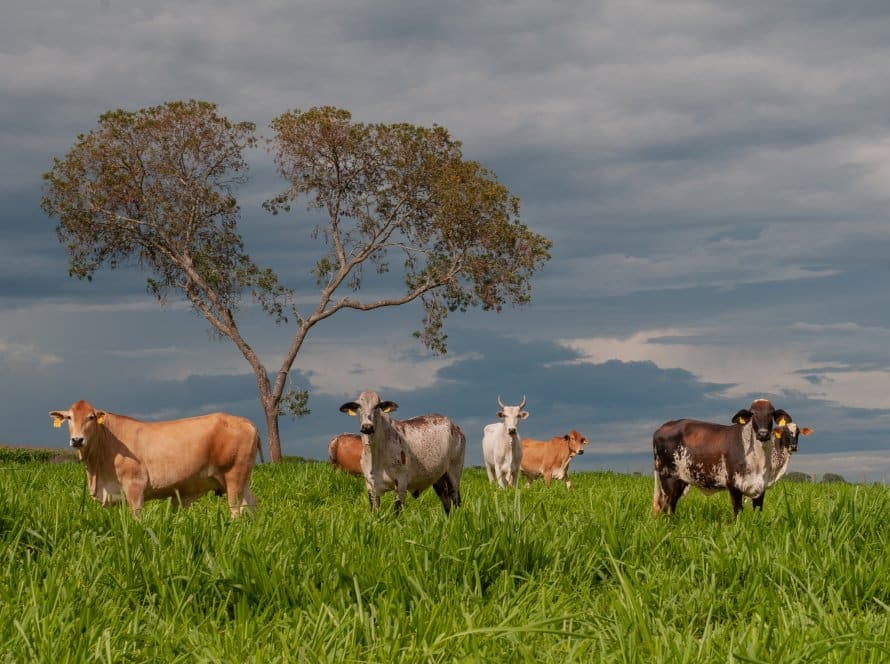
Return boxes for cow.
[652,398,808,517]
[328,432,363,476]
[49,400,260,518]
[520,429,589,489]
[481,396,529,488]
[339,391,465,515]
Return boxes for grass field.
[0,458,888,663]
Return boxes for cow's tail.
[255,429,265,464]
[652,470,663,516]
[328,436,339,465]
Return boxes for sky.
[3,0,890,481]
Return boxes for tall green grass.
[1,461,887,662]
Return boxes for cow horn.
[518,395,527,410]
[497,395,506,409]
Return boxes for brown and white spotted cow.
[339,391,466,515]
[652,398,810,517]
[328,432,363,476]
[520,430,589,488]
[49,400,261,518]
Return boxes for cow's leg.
[752,492,765,511]
[394,479,408,515]
[367,490,380,511]
[658,476,686,515]
[543,469,553,486]
[484,462,496,484]
[172,492,201,511]
[500,464,512,489]
[445,468,462,508]
[432,475,453,515]
[729,488,745,517]
[510,462,521,488]
[564,474,572,490]
[223,474,248,519]
[653,472,673,515]
[122,482,145,519]
[240,485,258,514]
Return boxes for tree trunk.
[264,403,283,463]
[250,365,283,463]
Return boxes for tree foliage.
[266,107,551,353]
[41,100,281,316]
[42,101,552,461]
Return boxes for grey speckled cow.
[339,391,466,515]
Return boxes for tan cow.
[520,430,589,489]
[328,432,363,476]
[49,400,260,518]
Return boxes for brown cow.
[49,400,260,518]
[520,430,589,488]
[652,398,809,517]
[328,432,363,476]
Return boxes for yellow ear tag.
[774,430,782,439]
[346,409,357,417]
[53,418,62,428]
[381,406,393,413]
[737,417,747,424]
[778,418,786,426]
[97,415,105,425]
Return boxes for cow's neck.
[79,422,118,499]
[740,422,782,477]
[362,415,397,473]
[767,445,793,484]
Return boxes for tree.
[821,473,847,484]
[42,102,552,462]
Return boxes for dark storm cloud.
[4,0,890,478]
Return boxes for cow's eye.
[87,414,95,421]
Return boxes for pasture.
[1,459,888,662]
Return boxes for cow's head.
[49,400,106,450]
[772,422,813,453]
[339,391,397,435]
[496,395,529,435]
[564,430,589,456]
[731,398,790,442]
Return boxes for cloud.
[0,338,61,373]
[4,0,890,481]
[560,320,890,410]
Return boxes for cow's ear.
[340,402,360,416]
[732,409,752,424]
[49,411,67,428]
[379,401,398,413]
[96,411,106,425]
[564,434,570,441]
[519,411,529,419]
[773,409,791,426]
[800,427,814,436]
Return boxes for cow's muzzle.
[70,437,84,449]
[757,429,770,442]
[360,424,375,435]
[507,428,517,435]
[576,450,584,455]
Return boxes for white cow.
[339,390,466,515]
[482,396,529,488]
